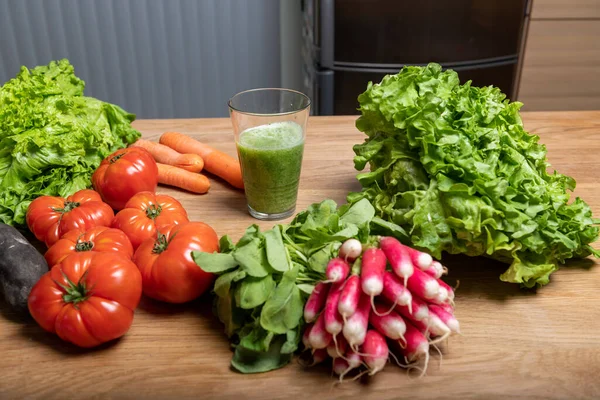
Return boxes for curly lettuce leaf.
[0,59,140,225]
[350,63,599,288]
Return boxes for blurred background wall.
[0,0,598,118]
[0,0,293,118]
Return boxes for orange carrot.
[159,132,244,189]
[131,139,204,173]
[157,163,210,194]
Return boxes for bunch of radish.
[302,236,459,380]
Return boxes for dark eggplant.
[0,223,48,313]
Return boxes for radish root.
[371,295,398,316]
[432,343,444,369]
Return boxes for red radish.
[423,260,445,279]
[345,349,363,370]
[361,247,387,297]
[381,271,413,309]
[429,304,460,334]
[333,357,350,376]
[405,246,433,270]
[312,348,328,365]
[324,282,345,335]
[406,268,440,300]
[409,312,451,339]
[437,301,455,314]
[325,258,350,283]
[438,279,456,302]
[339,238,362,262]
[308,312,332,349]
[338,274,361,320]
[395,295,429,320]
[302,323,313,348]
[327,335,348,358]
[380,236,414,285]
[430,286,449,305]
[402,321,430,362]
[304,282,330,323]
[369,303,407,341]
[342,292,371,350]
[361,330,389,375]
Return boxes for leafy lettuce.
[348,63,599,288]
[0,59,140,225]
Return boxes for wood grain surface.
[2,113,600,400]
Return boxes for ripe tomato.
[28,252,142,348]
[92,147,158,210]
[44,226,134,268]
[111,191,189,250]
[133,222,218,303]
[26,189,114,248]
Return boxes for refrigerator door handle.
[316,69,334,116]
[319,0,335,69]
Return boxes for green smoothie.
[236,121,305,215]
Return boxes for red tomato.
[92,147,158,210]
[26,189,114,247]
[111,191,189,250]
[133,222,219,303]
[44,226,134,268]
[28,252,142,348]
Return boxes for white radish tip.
[446,318,460,334]
[383,319,407,340]
[362,277,383,296]
[309,332,331,349]
[414,305,429,321]
[424,279,441,299]
[417,253,433,269]
[326,322,343,336]
[398,290,412,306]
[367,360,387,376]
[397,261,414,278]
[435,287,449,303]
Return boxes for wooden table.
[2,112,600,399]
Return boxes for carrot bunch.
[130,132,244,194]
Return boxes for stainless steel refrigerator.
[302,0,531,115]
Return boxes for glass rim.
[228,87,311,117]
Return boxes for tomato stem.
[152,233,170,254]
[75,240,94,252]
[145,204,163,220]
[110,152,125,163]
[52,201,80,214]
[58,270,90,304]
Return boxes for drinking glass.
[228,88,311,220]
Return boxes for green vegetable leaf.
[259,276,303,334]
[231,335,293,374]
[234,275,275,309]
[296,283,315,295]
[219,235,236,253]
[339,198,375,227]
[349,62,599,287]
[214,269,246,298]
[307,241,341,273]
[215,294,245,338]
[192,251,238,274]
[263,226,290,272]
[238,324,275,353]
[280,327,301,354]
[0,59,140,226]
[233,237,270,278]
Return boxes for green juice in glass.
[236,121,305,216]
